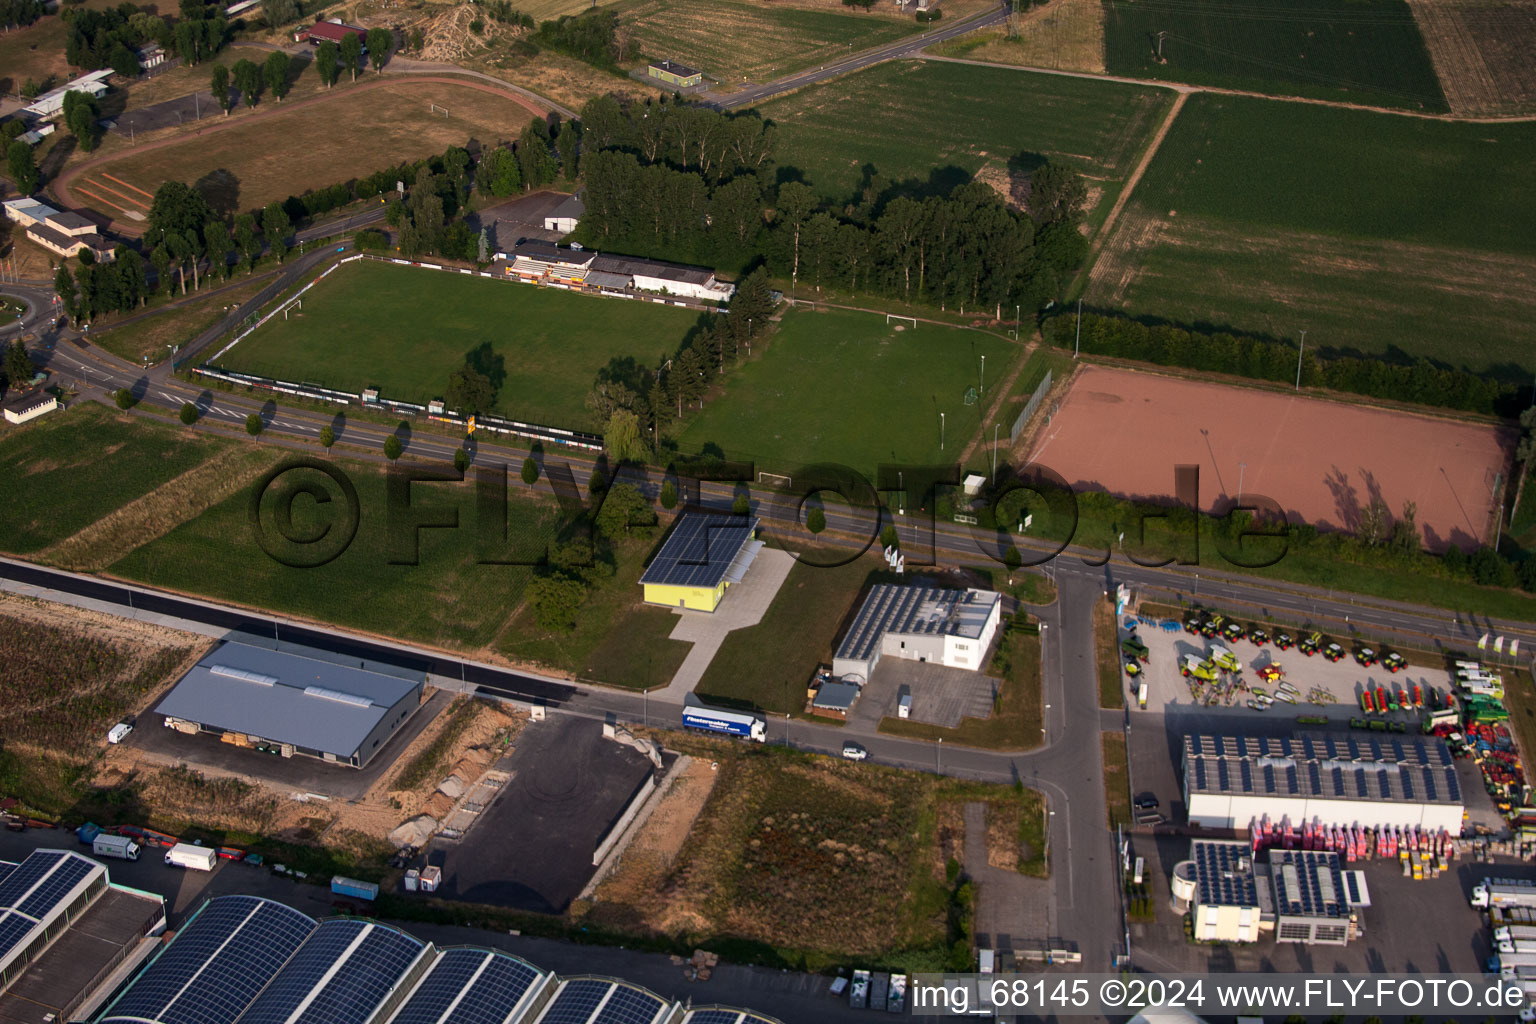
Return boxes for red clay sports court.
[1026,365,1513,551]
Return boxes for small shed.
[2,389,57,425]
[648,60,702,88]
[811,680,861,717]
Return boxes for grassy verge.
[1096,599,1125,709]
[91,275,276,365]
[879,615,1043,750]
[497,531,691,690]
[1500,666,1536,772]
[0,403,234,554]
[393,697,482,791]
[1102,731,1131,831]
[696,548,896,715]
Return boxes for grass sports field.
[78,80,533,220]
[110,457,562,650]
[219,261,702,429]
[0,404,233,554]
[1103,0,1447,111]
[675,307,1020,475]
[1087,95,1536,374]
[759,60,1171,233]
[620,0,921,83]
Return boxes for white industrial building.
[832,583,1002,682]
[1171,841,1367,946]
[543,192,584,234]
[1183,733,1465,833]
[22,70,112,119]
[2,389,57,426]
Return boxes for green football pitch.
[219,260,704,430]
[676,307,1022,476]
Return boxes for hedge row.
[1046,311,1523,416]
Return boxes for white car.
[841,743,868,761]
[107,723,133,744]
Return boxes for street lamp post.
[992,423,1000,478]
[1237,462,1247,506]
[937,737,942,774]
[980,354,985,399]
[940,412,945,451]
[642,688,648,728]
[1296,330,1307,390]
[898,469,905,516]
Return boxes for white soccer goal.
[757,471,792,489]
[886,313,917,329]
[429,103,450,116]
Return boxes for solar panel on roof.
[103,896,317,1024]
[393,948,543,1024]
[595,984,666,1024]
[0,911,35,960]
[236,919,425,1024]
[685,1012,742,1024]
[639,515,758,590]
[541,979,613,1024]
[14,854,94,919]
[0,850,67,909]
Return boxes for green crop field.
[1087,94,1536,374]
[110,458,562,650]
[675,307,1020,475]
[0,404,232,554]
[218,261,703,430]
[621,0,921,84]
[759,59,1172,233]
[1103,0,1447,111]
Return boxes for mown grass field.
[220,261,702,429]
[675,307,1020,476]
[759,59,1171,230]
[0,404,233,554]
[110,457,563,650]
[93,274,275,365]
[81,80,531,218]
[1086,94,1536,374]
[620,0,920,83]
[1103,0,1447,110]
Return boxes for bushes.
[354,229,388,251]
[916,7,942,20]
[1049,311,1522,416]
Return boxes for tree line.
[0,0,44,31]
[66,0,230,74]
[1049,311,1525,417]
[573,92,1088,313]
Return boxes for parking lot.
[848,659,997,730]
[1120,615,1458,721]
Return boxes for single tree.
[210,63,232,114]
[232,57,261,108]
[259,0,298,28]
[806,507,826,534]
[109,42,140,78]
[4,341,32,389]
[880,524,899,549]
[588,469,606,494]
[203,219,231,278]
[261,203,290,261]
[263,50,290,101]
[659,480,677,510]
[521,456,539,485]
[453,446,470,473]
[233,213,260,273]
[319,424,335,448]
[408,26,423,51]
[731,493,750,516]
[595,483,655,540]
[445,363,495,413]
[383,434,402,460]
[114,388,138,409]
[339,31,362,82]
[62,90,100,152]
[1003,546,1022,572]
[179,402,199,424]
[314,39,340,87]
[366,27,391,73]
[53,265,76,319]
[7,140,38,195]
[603,409,646,464]
[245,412,263,435]
[556,122,579,179]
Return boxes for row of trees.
[580,93,775,185]
[477,116,573,198]
[532,9,633,67]
[581,270,776,457]
[54,248,148,323]
[0,0,44,30]
[1049,311,1523,416]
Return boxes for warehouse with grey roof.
[154,642,425,768]
[832,583,1001,683]
[1182,733,1464,832]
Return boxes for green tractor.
[1121,635,1150,662]
[1182,654,1219,682]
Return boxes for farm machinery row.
[1182,609,1406,671]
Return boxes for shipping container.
[330,875,380,901]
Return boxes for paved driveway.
[655,548,795,698]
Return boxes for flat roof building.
[1183,733,1464,833]
[495,243,735,301]
[647,60,702,88]
[640,513,762,613]
[2,389,57,426]
[0,849,165,1023]
[22,70,112,119]
[811,680,861,717]
[1174,840,1272,944]
[832,583,1002,683]
[154,641,426,767]
[95,894,781,1024]
[543,192,584,234]
[1269,848,1362,945]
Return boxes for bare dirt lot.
[1026,364,1512,550]
[1408,0,1536,114]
